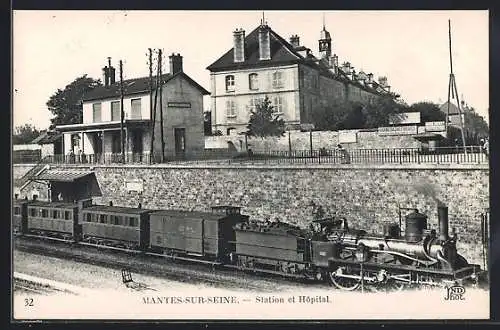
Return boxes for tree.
[361,97,408,128]
[246,96,285,138]
[312,100,361,131]
[463,106,489,140]
[408,102,445,122]
[203,111,212,136]
[12,124,42,144]
[46,75,102,128]
[311,97,407,131]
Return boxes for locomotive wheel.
[329,267,361,291]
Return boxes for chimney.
[332,54,339,73]
[102,65,110,87]
[289,34,300,48]
[258,24,271,61]
[438,205,449,241]
[233,28,246,63]
[378,76,388,87]
[169,53,183,74]
[108,57,116,85]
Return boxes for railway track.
[14,236,326,293]
[13,278,70,296]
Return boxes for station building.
[56,54,210,162]
[206,20,398,135]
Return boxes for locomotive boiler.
[321,205,480,291]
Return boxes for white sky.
[13,10,489,129]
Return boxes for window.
[14,207,20,215]
[249,73,259,90]
[64,211,71,220]
[111,101,121,121]
[248,97,264,113]
[93,103,102,123]
[156,235,162,245]
[52,210,60,219]
[129,217,137,227]
[273,95,284,113]
[41,209,48,218]
[29,208,36,217]
[226,99,237,117]
[225,75,235,92]
[99,214,107,223]
[131,98,142,119]
[86,214,92,222]
[272,71,283,89]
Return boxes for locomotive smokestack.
[438,205,449,241]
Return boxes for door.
[174,128,186,157]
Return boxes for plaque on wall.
[125,179,144,193]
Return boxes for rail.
[33,146,488,166]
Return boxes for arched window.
[225,75,235,92]
[249,73,259,90]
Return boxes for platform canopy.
[32,169,95,182]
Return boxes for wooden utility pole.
[119,60,125,163]
[148,48,155,163]
[446,19,467,154]
[158,49,165,162]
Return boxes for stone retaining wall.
[13,163,489,264]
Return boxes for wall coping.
[40,162,490,171]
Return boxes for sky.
[13,10,489,130]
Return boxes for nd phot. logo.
[444,285,465,301]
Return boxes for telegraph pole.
[148,48,155,163]
[119,60,125,163]
[158,49,165,162]
[446,19,467,154]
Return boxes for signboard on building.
[167,102,191,108]
[125,179,144,193]
[378,125,418,136]
[339,131,358,143]
[388,112,421,125]
[425,121,446,132]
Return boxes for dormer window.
[249,73,259,90]
[272,71,283,89]
[225,75,235,92]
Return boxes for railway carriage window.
[86,214,92,222]
[29,208,36,217]
[41,209,48,218]
[129,217,137,227]
[52,210,60,219]
[92,214,98,223]
[99,214,107,223]
[64,211,71,220]
[14,207,20,215]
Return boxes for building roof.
[32,169,95,182]
[206,24,395,98]
[207,25,305,72]
[82,72,209,102]
[31,131,62,144]
[439,101,462,115]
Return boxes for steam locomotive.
[13,196,485,291]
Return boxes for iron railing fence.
[33,146,488,166]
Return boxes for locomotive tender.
[12,196,484,291]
